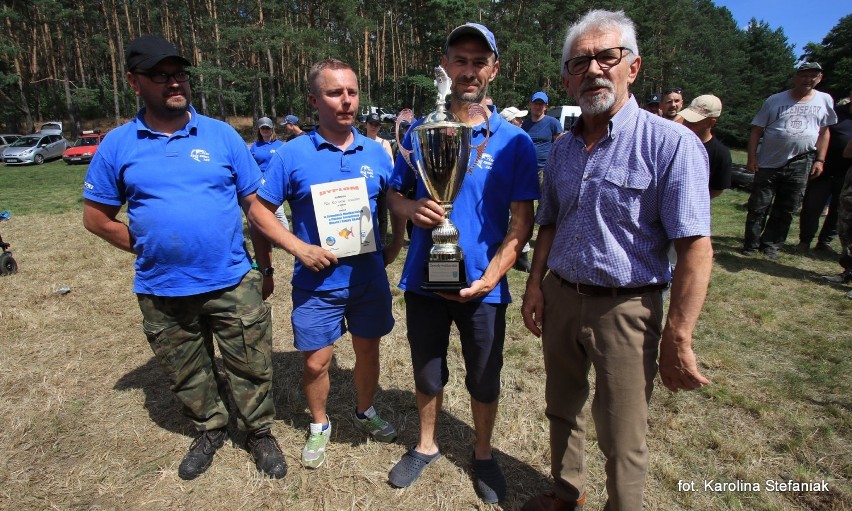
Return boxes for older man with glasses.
[521,9,712,511]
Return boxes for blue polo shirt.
[258,128,391,291]
[390,106,539,303]
[83,105,262,296]
[521,115,563,168]
[250,139,284,172]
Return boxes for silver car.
[0,134,21,151]
[3,134,68,165]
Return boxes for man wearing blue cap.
[386,22,539,504]
[523,91,564,171]
[280,114,305,141]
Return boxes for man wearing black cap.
[82,35,286,480]
[386,22,538,503]
[742,61,838,259]
[644,92,660,114]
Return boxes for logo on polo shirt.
[190,149,211,162]
[360,165,374,179]
[476,152,495,171]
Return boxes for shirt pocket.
[601,165,652,224]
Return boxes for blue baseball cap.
[531,91,549,103]
[280,115,299,126]
[445,23,498,58]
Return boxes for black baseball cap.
[126,35,192,71]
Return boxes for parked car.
[38,121,63,135]
[547,105,582,131]
[0,134,22,151]
[63,130,106,164]
[360,106,397,123]
[2,134,68,165]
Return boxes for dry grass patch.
[0,187,849,510]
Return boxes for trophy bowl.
[396,67,489,292]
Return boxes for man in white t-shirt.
[742,62,837,259]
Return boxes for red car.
[63,130,106,164]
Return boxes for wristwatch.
[259,267,274,276]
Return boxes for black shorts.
[404,291,506,403]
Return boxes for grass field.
[0,161,849,510]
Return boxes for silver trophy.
[396,66,489,292]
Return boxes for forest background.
[1,0,850,148]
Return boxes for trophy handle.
[395,109,415,170]
[467,103,490,173]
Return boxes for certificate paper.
[310,177,377,258]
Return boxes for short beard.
[577,78,615,116]
[452,83,487,105]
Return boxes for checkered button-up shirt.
[536,97,711,288]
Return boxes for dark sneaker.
[248,428,287,479]
[795,242,810,253]
[472,455,506,504]
[178,428,227,480]
[814,242,834,253]
[740,248,758,256]
[762,247,778,260]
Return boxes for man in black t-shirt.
[679,94,732,198]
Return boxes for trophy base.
[421,260,467,293]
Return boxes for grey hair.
[561,10,639,78]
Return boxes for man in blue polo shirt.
[82,35,285,481]
[249,58,404,470]
[385,23,538,504]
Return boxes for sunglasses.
[133,70,191,84]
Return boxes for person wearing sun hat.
[499,106,528,126]
[679,94,732,199]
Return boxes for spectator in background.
[742,62,837,259]
[364,111,394,244]
[799,96,852,252]
[500,106,528,127]
[250,117,289,229]
[659,87,684,120]
[644,92,660,114]
[679,94,732,199]
[522,91,564,170]
[280,114,305,141]
[820,138,852,292]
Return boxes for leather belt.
[552,272,668,297]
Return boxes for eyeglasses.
[564,47,631,75]
[133,70,191,84]
[663,87,683,95]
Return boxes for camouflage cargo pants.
[743,156,811,251]
[839,168,852,270]
[137,270,275,433]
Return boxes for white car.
[3,134,68,165]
